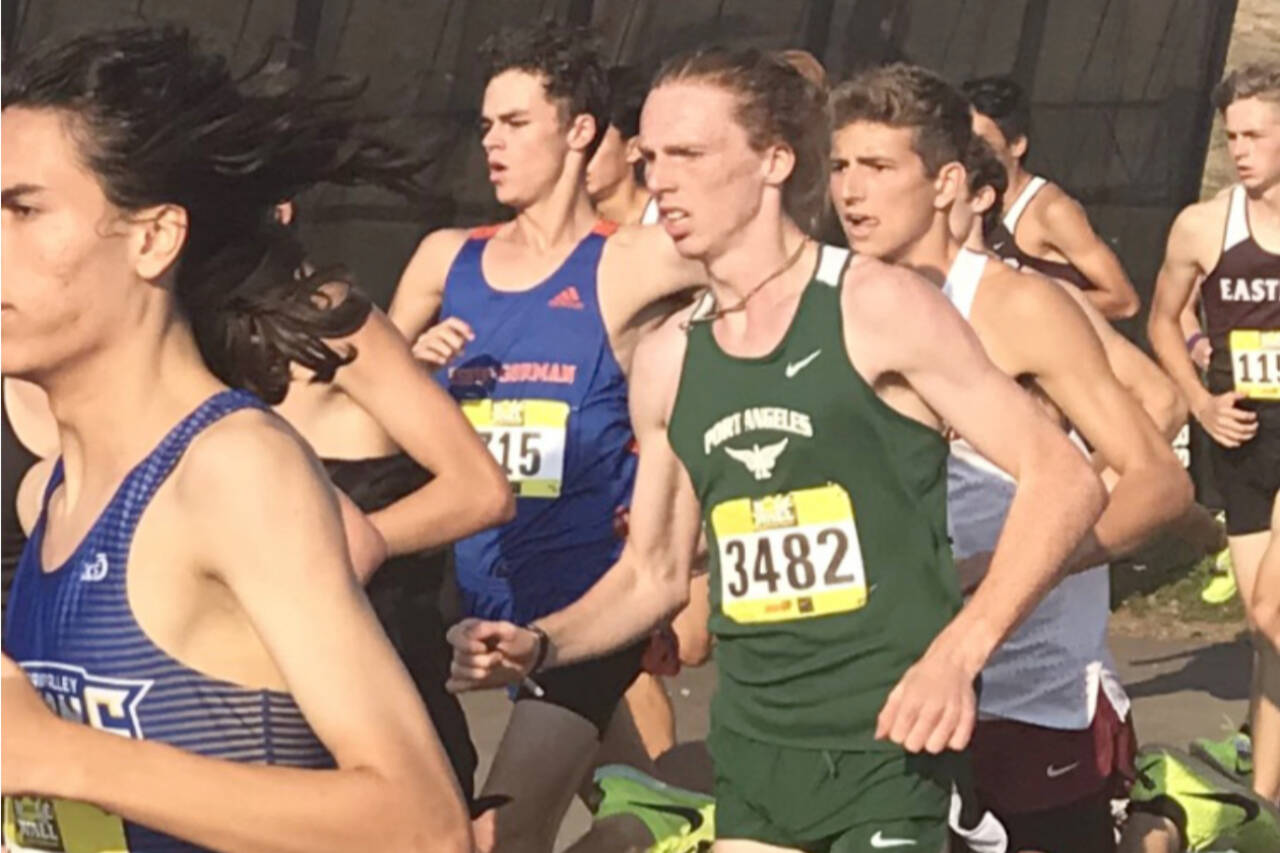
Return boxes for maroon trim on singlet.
[1200,188,1280,389]
[988,222,1097,291]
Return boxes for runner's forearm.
[1083,286,1138,321]
[52,725,470,853]
[1063,459,1191,573]
[534,550,688,670]
[370,474,513,557]
[1149,309,1212,411]
[48,718,470,853]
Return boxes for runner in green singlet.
[446,47,1107,853]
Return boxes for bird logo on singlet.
[724,438,789,480]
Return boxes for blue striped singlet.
[2,389,333,853]
[438,223,638,624]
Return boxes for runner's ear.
[567,112,599,154]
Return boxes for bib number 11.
[1231,329,1280,400]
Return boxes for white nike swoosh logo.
[1046,761,1080,778]
[870,831,917,848]
[785,349,822,378]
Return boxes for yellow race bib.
[4,796,129,853]
[462,399,569,497]
[711,483,867,624]
[1230,329,1280,400]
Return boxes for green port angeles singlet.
[667,245,962,752]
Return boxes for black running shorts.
[1207,405,1280,536]
[515,639,646,736]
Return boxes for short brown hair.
[831,63,971,176]
[1214,62,1280,113]
[654,46,830,232]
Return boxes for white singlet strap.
[942,247,989,321]
[640,196,660,226]
[816,244,851,287]
[688,289,717,324]
[1001,175,1047,233]
[1223,184,1250,252]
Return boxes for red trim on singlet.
[470,221,616,239]
[469,224,502,239]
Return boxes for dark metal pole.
[566,0,594,27]
[1010,0,1050,88]
[802,0,836,64]
[3,0,24,55]
[1183,0,1239,205]
[289,0,326,68]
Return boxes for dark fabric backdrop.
[4,0,1237,332]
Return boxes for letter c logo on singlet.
[4,663,153,851]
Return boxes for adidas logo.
[548,286,584,310]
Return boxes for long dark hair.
[3,26,425,403]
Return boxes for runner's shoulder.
[1011,260,1108,326]
[1171,192,1231,240]
[601,223,705,311]
[606,221,660,250]
[1029,181,1089,229]
[173,406,320,518]
[631,299,701,419]
[840,254,946,327]
[405,226,473,280]
[605,221,696,271]
[635,298,698,371]
[983,260,1096,346]
[986,255,1077,314]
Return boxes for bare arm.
[447,314,703,687]
[1055,280,1188,440]
[387,228,469,340]
[9,415,472,853]
[597,224,707,375]
[1179,277,1204,338]
[334,306,513,558]
[1149,205,1257,448]
[1149,208,1212,406]
[1180,278,1213,371]
[850,267,1106,684]
[986,275,1191,571]
[1039,193,1140,319]
[535,365,702,669]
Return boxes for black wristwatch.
[526,623,551,674]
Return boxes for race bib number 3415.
[1230,329,1280,400]
[462,399,569,498]
[711,483,867,624]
